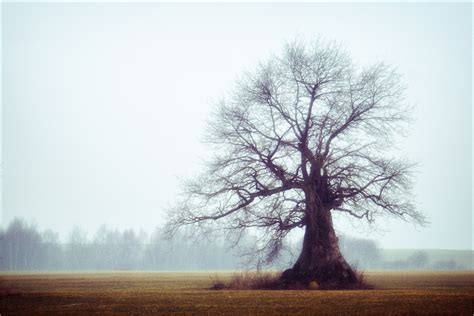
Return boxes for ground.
[1,271,473,315]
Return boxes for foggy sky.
[3,3,472,249]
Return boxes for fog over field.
[1,217,472,272]
[2,2,472,258]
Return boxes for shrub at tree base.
[210,270,373,290]
[211,271,282,290]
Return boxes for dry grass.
[1,270,473,315]
[210,269,372,290]
[211,271,281,290]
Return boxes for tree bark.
[281,186,359,288]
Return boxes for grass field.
[1,271,473,315]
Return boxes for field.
[1,271,473,315]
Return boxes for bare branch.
[166,38,424,264]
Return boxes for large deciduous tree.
[167,39,425,288]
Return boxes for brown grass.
[211,271,281,290]
[1,271,473,315]
[211,269,372,290]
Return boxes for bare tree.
[407,250,429,269]
[166,38,425,288]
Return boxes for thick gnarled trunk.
[281,187,359,288]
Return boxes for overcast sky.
[3,3,472,249]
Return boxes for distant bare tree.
[3,218,42,271]
[407,250,429,269]
[66,226,89,269]
[167,38,425,288]
[339,235,381,269]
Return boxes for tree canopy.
[167,39,425,268]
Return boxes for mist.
[2,4,473,315]
[2,3,472,257]
[2,218,471,272]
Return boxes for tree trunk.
[281,187,359,288]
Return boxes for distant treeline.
[0,218,469,271]
[338,237,470,270]
[0,218,243,271]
